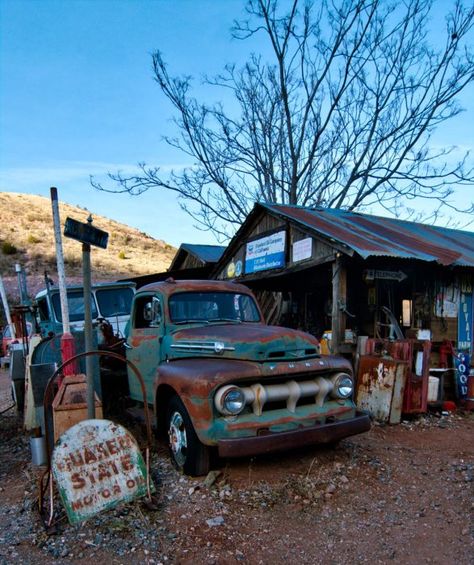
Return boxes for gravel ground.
[0,375,472,565]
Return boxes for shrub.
[2,241,17,255]
[118,250,126,260]
[64,254,81,268]
[27,234,41,244]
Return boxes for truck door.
[126,293,163,405]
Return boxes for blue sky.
[1,0,473,247]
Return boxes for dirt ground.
[0,368,473,565]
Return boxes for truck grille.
[214,373,352,416]
[241,377,333,415]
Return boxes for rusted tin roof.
[261,203,474,267]
[170,243,226,270]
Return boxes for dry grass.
[0,192,176,303]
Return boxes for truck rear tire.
[166,396,211,476]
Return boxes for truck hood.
[165,323,320,362]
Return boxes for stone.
[204,470,223,488]
[206,516,225,527]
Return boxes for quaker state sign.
[52,419,150,524]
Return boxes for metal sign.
[293,237,312,263]
[64,217,109,249]
[245,230,286,274]
[454,351,470,400]
[364,269,407,282]
[458,291,473,351]
[52,419,150,524]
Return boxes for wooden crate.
[52,374,103,443]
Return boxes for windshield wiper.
[208,318,242,324]
[173,319,209,325]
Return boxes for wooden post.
[331,254,347,354]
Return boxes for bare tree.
[93,0,474,240]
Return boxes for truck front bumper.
[217,411,371,458]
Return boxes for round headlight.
[222,387,245,415]
[336,375,353,398]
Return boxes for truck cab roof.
[137,278,253,297]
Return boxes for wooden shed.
[212,203,474,412]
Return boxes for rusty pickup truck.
[125,279,370,475]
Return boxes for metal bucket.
[30,436,47,466]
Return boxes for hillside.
[0,192,176,305]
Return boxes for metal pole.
[21,270,29,305]
[15,264,29,306]
[50,187,76,375]
[82,234,95,418]
[16,264,24,303]
[44,272,57,334]
[0,276,15,339]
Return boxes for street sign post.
[64,215,109,418]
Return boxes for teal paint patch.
[199,402,356,443]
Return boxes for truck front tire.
[166,396,211,476]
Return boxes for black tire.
[166,395,211,476]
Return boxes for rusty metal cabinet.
[363,339,431,415]
[356,355,408,423]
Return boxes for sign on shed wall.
[458,283,473,352]
[245,230,286,274]
[292,237,312,263]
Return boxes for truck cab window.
[134,296,162,329]
[36,297,49,321]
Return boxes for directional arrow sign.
[364,269,407,282]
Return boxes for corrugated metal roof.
[178,243,226,264]
[261,203,474,267]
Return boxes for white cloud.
[0,160,188,191]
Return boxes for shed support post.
[331,255,347,354]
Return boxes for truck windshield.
[96,287,134,317]
[52,291,98,322]
[169,292,261,324]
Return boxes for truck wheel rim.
[169,411,187,466]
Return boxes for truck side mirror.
[143,303,153,322]
[144,297,162,327]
